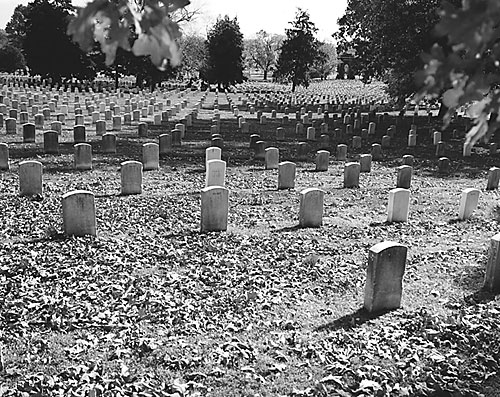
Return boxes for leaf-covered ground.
[0,81,499,396]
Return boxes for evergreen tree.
[201,16,244,89]
[9,0,96,82]
[275,9,321,92]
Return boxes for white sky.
[0,0,347,41]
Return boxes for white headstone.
[62,190,96,236]
[142,143,159,170]
[387,188,410,223]
[458,188,480,220]
[278,161,296,190]
[19,160,42,196]
[299,188,325,228]
[121,161,142,195]
[364,241,407,312]
[205,159,226,187]
[201,186,229,232]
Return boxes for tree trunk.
[263,69,268,81]
[292,80,296,92]
[114,68,119,90]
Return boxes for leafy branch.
[67,0,189,69]
[417,0,500,146]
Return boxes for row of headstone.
[57,189,499,314]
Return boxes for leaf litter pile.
[1,85,500,396]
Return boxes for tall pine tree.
[201,16,244,89]
[275,9,321,92]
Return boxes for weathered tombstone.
[352,136,362,149]
[50,121,62,134]
[175,123,186,138]
[0,143,9,170]
[19,112,29,125]
[381,135,391,148]
[359,154,372,173]
[206,147,222,165]
[124,113,132,125]
[265,147,279,170]
[121,161,142,195]
[43,130,59,154]
[5,117,16,134]
[112,115,121,131]
[296,123,304,136]
[396,165,412,189]
[74,125,86,143]
[299,188,325,228]
[458,188,480,220]
[486,167,500,190]
[159,133,172,154]
[315,150,330,172]
[276,127,285,141]
[254,141,266,160]
[402,154,414,166]
[142,143,160,171]
[408,134,417,147]
[438,157,450,174]
[371,143,382,160]
[74,143,92,170]
[484,233,500,292]
[205,159,226,187]
[91,111,100,124]
[200,186,229,232]
[297,142,308,160]
[172,129,182,146]
[435,141,446,157]
[337,144,347,161]
[387,188,410,222]
[306,127,316,141]
[23,123,35,143]
[19,160,42,196]
[344,162,360,188]
[62,190,96,236]
[364,241,407,313]
[278,161,296,190]
[75,114,84,126]
[95,120,106,135]
[138,122,148,137]
[249,134,260,150]
[368,122,376,135]
[102,133,117,154]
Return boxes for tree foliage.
[335,0,461,105]
[201,15,244,88]
[0,29,26,73]
[68,0,189,70]
[417,0,500,147]
[311,42,337,80]
[5,5,29,51]
[18,0,95,81]
[178,34,206,79]
[244,30,283,81]
[0,45,26,73]
[275,9,321,91]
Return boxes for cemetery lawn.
[1,88,500,396]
